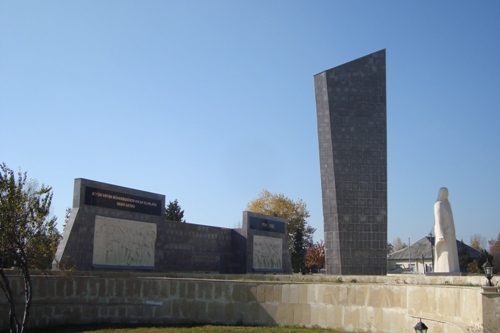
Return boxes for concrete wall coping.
[7,269,495,287]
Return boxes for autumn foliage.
[489,233,500,269]
[247,189,315,272]
[304,240,325,270]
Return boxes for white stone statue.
[433,187,460,273]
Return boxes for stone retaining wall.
[1,272,498,332]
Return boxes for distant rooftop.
[388,237,480,261]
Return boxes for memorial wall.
[54,179,291,274]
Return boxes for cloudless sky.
[1,1,499,249]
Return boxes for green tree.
[387,242,394,254]
[292,228,308,273]
[0,163,61,333]
[246,189,315,270]
[467,249,494,273]
[165,199,186,222]
[62,207,71,231]
[458,239,472,272]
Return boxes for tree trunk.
[0,268,21,333]
[20,263,32,333]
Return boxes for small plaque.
[248,216,285,234]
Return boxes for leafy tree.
[62,207,71,231]
[488,233,500,268]
[458,239,472,272]
[165,199,186,222]
[470,237,481,252]
[467,260,481,273]
[291,228,308,273]
[467,249,494,273]
[304,240,325,272]
[393,237,407,251]
[387,242,394,254]
[470,234,486,251]
[246,189,315,269]
[0,163,61,333]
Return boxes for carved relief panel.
[93,216,156,268]
[253,235,282,271]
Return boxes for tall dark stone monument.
[314,49,387,275]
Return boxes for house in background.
[387,236,480,273]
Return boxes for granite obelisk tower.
[314,49,387,275]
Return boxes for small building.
[387,236,480,273]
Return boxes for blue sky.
[1,1,499,248]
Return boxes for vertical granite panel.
[314,49,387,275]
[242,211,292,274]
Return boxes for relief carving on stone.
[93,216,156,267]
[253,235,282,270]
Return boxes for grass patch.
[33,325,343,333]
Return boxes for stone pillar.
[314,49,387,275]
